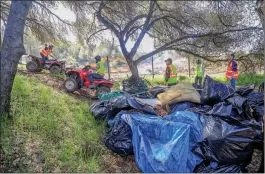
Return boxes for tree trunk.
[125,56,139,79]
[0,1,32,116]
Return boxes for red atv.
[63,66,114,98]
[26,55,66,74]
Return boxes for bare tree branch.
[86,27,108,44]
[136,26,263,64]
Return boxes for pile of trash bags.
[90,75,264,173]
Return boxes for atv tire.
[96,86,111,98]
[26,61,38,72]
[64,77,78,93]
[49,65,62,74]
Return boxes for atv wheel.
[64,77,78,92]
[96,86,111,98]
[49,65,61,74]
[26,61,38,72]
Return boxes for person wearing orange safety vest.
[226,53,238,90]
[40,44,54,67]
[164,58,177,86]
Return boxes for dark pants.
[195,76,202,86]
[87,73,103,84]
[40,53,48,66]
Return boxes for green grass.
[0,74,106,172]
[144,75,194,86]
[145,73,264,87]
[212,73,264,87]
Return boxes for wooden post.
[152,56,154,79]
[188,57,191,77]
[107,56,111,80]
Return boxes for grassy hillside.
[1,74,106,172]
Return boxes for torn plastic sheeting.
[127,97,157,115]
[193,115,262,165]
[100,90,125,101]
[201,75,235,105]
[148,86,167,97]
[104,119,133,156]
[134,97,162,108]
[120,111,203,173]
[168,102,198,114]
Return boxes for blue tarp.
[118,111,203,173]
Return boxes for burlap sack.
[157,83,201,105]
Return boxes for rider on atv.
[86,55,105,88]
[40,44,56,67]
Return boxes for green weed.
[1,74,106,172]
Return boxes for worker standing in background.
[194,59,204,86]
[226,53,238,90]
[164,58,177,86]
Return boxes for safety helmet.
[95,55,101,61]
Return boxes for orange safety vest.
[226,60,238,80]
[40,48,52,57]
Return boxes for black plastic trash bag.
[206,102,242,123]
[194,161,244,173]
[246,92,264,106]
[245,92,264,121]
[169,102,198,114]
[90,96,130,120]
[90,101,110,120]
[104,119,133,156]
[236,85,255,96]
[255,105,264,122]
[193,115,262,165]
[187,105,213,114]
[201,75,234,105]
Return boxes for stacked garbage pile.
[90,75,264,173]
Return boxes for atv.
[63,66,114,99]
[26,55,66,74]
